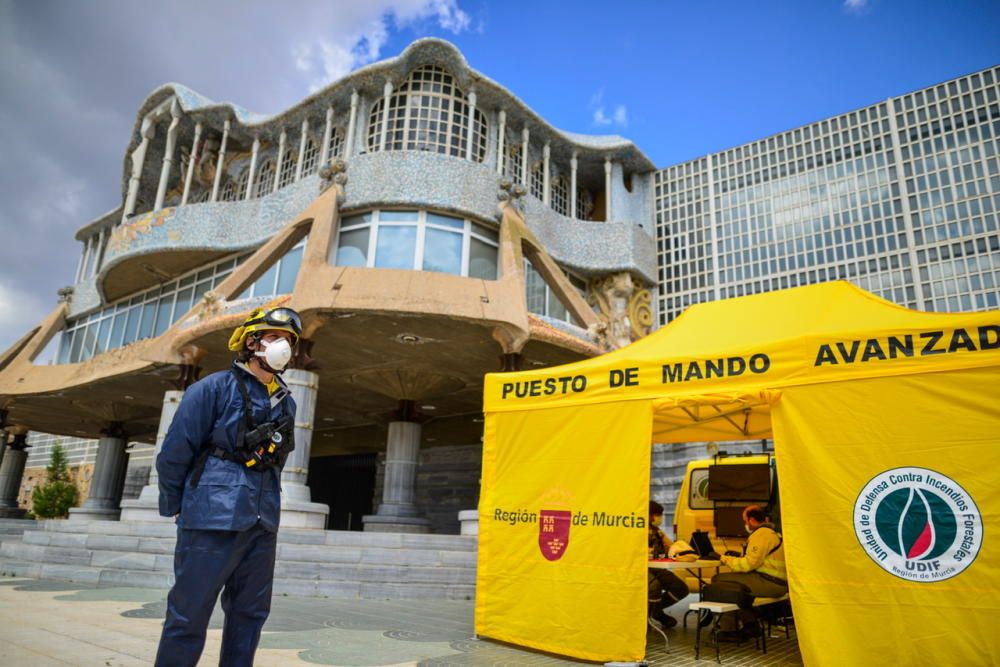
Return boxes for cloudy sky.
[1,0,998,352]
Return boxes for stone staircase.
[0,518,36,544]
[0,520,477,600]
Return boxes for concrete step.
[0,520,479,600]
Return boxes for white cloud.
[843,0,869,13]
[292,0,472,92]
[589,88,628,129]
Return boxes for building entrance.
[307,453,376,531]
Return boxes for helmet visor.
[247,307,302,336]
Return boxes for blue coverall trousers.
[155,523,277,667]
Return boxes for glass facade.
[57,240,306,364]
[655,65,1000,324]
[331,210,499,279]
[524,260,588,325]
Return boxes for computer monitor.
[707,463,771,501]
[714,505,747,538]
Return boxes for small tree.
[32,444,79,518]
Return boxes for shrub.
[31,444,79,519]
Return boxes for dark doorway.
[307,453,377,530]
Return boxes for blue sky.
[384,0,1000,166]
[1,0,998,349]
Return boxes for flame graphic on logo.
[876,487,957,561]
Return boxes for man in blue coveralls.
[154,306,302,666]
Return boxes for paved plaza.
[0,576,802,666]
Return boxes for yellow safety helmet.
[227,306,302,351]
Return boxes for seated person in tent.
[648,500,689,629]
[712,504,787,638]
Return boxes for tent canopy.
[476,282,1000,664]
[485,281,999,440]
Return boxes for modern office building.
[1,38,998,529]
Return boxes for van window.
[690,469,713,510]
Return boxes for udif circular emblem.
[854,467,982,582]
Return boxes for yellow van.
[672,452,778,557]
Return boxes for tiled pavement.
[0,577,802,665]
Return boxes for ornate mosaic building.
[1,39,998,530]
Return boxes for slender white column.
[180,122,203,206]
[245,136,260,202]
[496,110,506,175]
[604,157,613,221]
[211,120,230,202]
[346,90,359,158]
[92,227,107,277]
[521,128,529,185]
[122,119,155,222]
[570,152,578,219]
[319,106,334,166]
[74,241,86,283]
[362,421,431,533]
[379,80,393,152]
[273,128,287,193]
[465,89,477,161]
[120,390,181,522]
[543,142,551,206]
[154,98,181,211]
[279,369,329,529]
[78,237,93,283]
[295,119,308,181]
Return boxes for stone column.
[543,142,551,206]
[119,391,184,522]
[273,128,287,194]
[346,90,359,158]
[604,157,613,221]
[181,121,203,205]
[279,368,330,529]
[295,118,309,181]
[0,433,28,519]
[465,88,477,161]
[69,423,129,521]
[244,136,260,201]
[122,118,155,222]
[496,110,506,175]
[154,98,181,211]
[363,404,431,533]
[211,120,231,202]
[320,106,334,166]
[521,127,530,185]
[379,80,393,152]
[570,153,578,219]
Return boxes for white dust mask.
[256,337,292,371]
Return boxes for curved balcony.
[97,176,320,301]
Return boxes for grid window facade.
[551,176,569,216]
[278,150,297,188]
[654,65,1000,325]
[530,162,544,200]
[524,260,588,325]
[506,143,524,184]
[253,159,275,198]
[366,66,487,161]
[300,137,319,176]
[328,126,344,161]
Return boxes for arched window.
[300,137,319,176]
[235,169,250,201]
[506,144,523,185]
[220,170,243,202]
[530,162,544,200]
[551,176,569,216]
[278,150,296,188]
[328,126,344,161]
[253,159,276,198]
[367,66,487,161]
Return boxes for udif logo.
[853,466,982,582]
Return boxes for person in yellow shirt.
[712,505,787,638]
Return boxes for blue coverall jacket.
[156,363,296,532]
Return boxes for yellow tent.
[476,281,999,664]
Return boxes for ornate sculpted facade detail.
[586,272,652,350]
[496,178,525,217]
[319,158,347,193]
